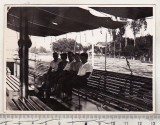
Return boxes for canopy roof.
[91,7,153,20]
[7,7,126,37]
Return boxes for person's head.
[67,51,74,62]
[60,53,67,61]
[80,53,88,64]
[53,52,58,61]
[74,53,80,62]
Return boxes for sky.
[4,7,154,51]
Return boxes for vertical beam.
[114,40,116,58]
[125,26,127,47]
[74,35,77,53]
[91,30,94,67]
[105,31,107,71]
[104,30,108,91]
[23,8,29,98]
[91,41,94,67]
[18,8,32,99]
[19,8,23,99]
[80,32,81,53]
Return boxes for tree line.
[104,34,153,61]
[30,46,48,54]
[50,34,152,62]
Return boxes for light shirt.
[70,61,82,72]
[63,60,74,71]
[50,59,61,72]
[77,62,93,76]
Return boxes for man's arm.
[47,66,52,74]
[79,72,91,79]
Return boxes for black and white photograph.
[5,5,154,112]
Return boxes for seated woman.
[63,53,93,101]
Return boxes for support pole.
[74,35,77,53]
[91,41,94,67]
[125,26,127,47]
[80,32,81,53]
[18,8,32,99]
[19,8,23,99]
[91,30,94,67]
[103,30,108,91]
[105,31,107,71]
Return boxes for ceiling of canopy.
[7,7,126,37]
[91,7,153,20]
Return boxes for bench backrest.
[89,69,152,94]
[87,69,152,111]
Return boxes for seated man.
[53,53,68,96]
[63,53,93,101]
[47,52,61,86]
[70,53,82,75]
[41,52,61,99]
[63,51,75,72]
[57,53,68,73]
[55,52,75,97]
[56,52,83,98]
[48,52,61,74]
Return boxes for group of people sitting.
[41,51,93,102]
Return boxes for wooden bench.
[7,96,53,111]
[6,75,21,98]
[6,73,53,111]
[73,69,152,111]
[6,75,34,99]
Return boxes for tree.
[52,38,83,53]
[94,46,101,54]
[39,46,47,53]
[117,26,126,57]
[83,45,92,53]
[108,29,117,58]
[130,19,147,47]
[30,47,38,54]
[122,45,135,59]
[135,34,153,61]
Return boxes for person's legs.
[55,77,65,97]
[63,76,87,101]
[72,76,87,88]
[45,71,58,98]
[46,80,51,99]
[55,72,72,98]
[62,76,76,100]
[50,72,58,88]
[41,73,51,100]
